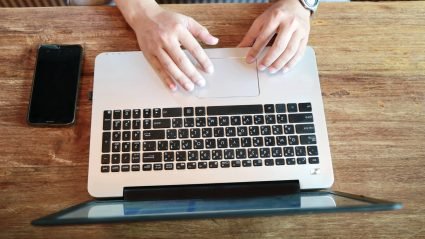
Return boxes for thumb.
[187,18,219,45]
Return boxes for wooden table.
[0,2,424,238]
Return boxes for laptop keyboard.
[100,103,319,173]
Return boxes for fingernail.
[283,67,289,74]
[206,65,214,74]
[269,67,279,74]
[184,82,194,92]
[246,56,255,63]
[258,64,266,71]
[196,78,206,87]
[207,36,219,45]
[169,83,177,91]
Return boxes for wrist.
[116,0,162,27]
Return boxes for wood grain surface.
[0,2,424,238]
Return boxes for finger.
[187,18,219,45]
[144,53,177,91]
[268,31,305,74]
[164,38,206,88]
[258,23,297,70]
[282,38,308,73]
[245,22,279,65]
[179,31,214,74]
[238,19,262,48]
[156,49,195,92]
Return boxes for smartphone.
[27,44,83,126]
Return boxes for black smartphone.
[27,44,83,126]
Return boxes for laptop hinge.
[123,180,300,201]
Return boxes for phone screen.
[28,44,83,125]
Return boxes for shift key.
[143,130,165,140]
[143,152,162,162]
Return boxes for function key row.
[104,103,312,120]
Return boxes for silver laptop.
[88,47,334,198]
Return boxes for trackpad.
[195,57,259,98]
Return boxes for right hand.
[124,4,219,92]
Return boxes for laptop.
[32,47,401,225]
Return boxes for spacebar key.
[143,152,162,162]
[207,105,263,115]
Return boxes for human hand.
[117,1,218,91]
[238,0,311,74]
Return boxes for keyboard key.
[277,114,288,124]
[132,153,140,163]
[241,137,251,147]
[284,147,295,157]
[248,148,259,158]
[143,141,156,151]
[143,164,152,171]
[226,127,236,137]
[297,157,307,164]
[242,160,252,167]
[265,115,276,124]
[143,130,165,140]
[276,136,287,146]
[113,120,121,130]
[209,161,219,168]
[181,140,192,150]
[166,129,177,139]
[190,128,201,138]
[101,154,110,164]
[272,125,283,135]
[122,131,131,141]
[307,146,318,156]
[288,135,299,145]
[195,107,206,116]
[252,137,263,147]
[219,116,229,126]
[143,152,162,162]
[163,108,182,117]
[170,140,180,150]
[121,121,130,131]
[153,119,171,128]
[254,115,264,124]
[207,105,263,116]
[198,162,208,169]
[154,164,163,170]
[187,162,197,169]
[264,104,275,113]
[289,113,314,123]
[260,148,270,158]
[221,161,230,168]
[158,141,168,150]
[284,125,295,134]
[123,109,131,119]
[176,163,186,170]
[229,138,240,148]
[172,118,183,128]
[265,159,274,166]
[102,132,111,153]
[193,139,204,149]
[133,109,141,118]
[165,163,174,170]
[260,125,271,135]
[298,103,312,112]
[131,164,140,171]
[272,147,282,157]
[205,139,216,148]
[132,120,141,129]
[295,146,306,156]
[132,131,141,140]
[242,116,253,125]
[184,118,195,127]
[212,150,223,160]
[224,149,235,159]
[264,136,275,146]
[111,165,120,172]
[237,127,248,136]
[121,165,130,172]
[230,116,241,125]
[232,160,241,167]
[153,108,161,118]
[111,154,120,164]
[188,151,198,161]
[286,158,296,165]
[300,135,317,145]
[249,126,260,136]
[275,104,286,113]
[122,153,130,163]
[287,104,298,112]
[296,124,315,134]
[202,128,213,138]
[143,109,151,118]
[207,117,218,126]
[309,157,320,164]
[236,149,247,159]
[179,129,189,138]
[214,128,225,137]
[111,142,120,152]
[217,138,228,148]
[276,158,285,165]
[164,152,174,162]
[176,151,186,161]
[253,159,262,166]
[200,150,211,160]
[143,119,151,129]
[196,117,206,127]
[103,110,112,130]
[113,110,121,119]
[184,107,194,116]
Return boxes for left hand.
[238,0,311,74]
